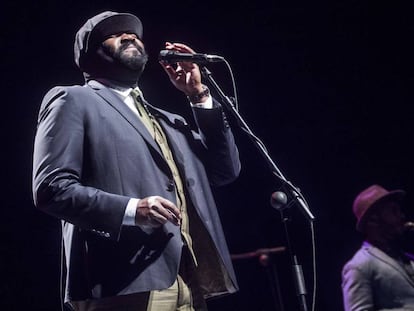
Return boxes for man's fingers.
[148,208,168,225]
[165,42,196,54]
[155,197,182,225]
[146,196,181,225]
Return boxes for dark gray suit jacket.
[342,242,414,310]
[32,80,241,303]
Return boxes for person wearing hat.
[32,11,241,311]
[342,184,414,311]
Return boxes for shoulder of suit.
[43,84,99,103]
[39,84,98,114]
[343,244,376,269]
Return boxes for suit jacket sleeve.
[191,102,241,187]
[32,86,129,240]
[342,261,374,311]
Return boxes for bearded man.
[32,11,241,311]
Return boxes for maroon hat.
[353,184,405,231]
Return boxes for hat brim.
[86,13,143,53]
[356,189,405,232]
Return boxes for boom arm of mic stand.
[201,66,315,222]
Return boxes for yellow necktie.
[130,89,197,265]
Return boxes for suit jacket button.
[186,178,195,187]
[166,180,175,192]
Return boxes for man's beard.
[83,40,149,86]
[104,41,148,72]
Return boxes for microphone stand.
[231,247,287,311]
[201,66,315,311]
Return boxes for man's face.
[101,32,148,71]
[371,201,406,240]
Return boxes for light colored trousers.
[147,275,194,311]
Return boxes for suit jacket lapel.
[87,80,164,157]
[368,243,414,287]
[141,96,189,170]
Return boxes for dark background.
[2,0,414,310]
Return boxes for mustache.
[119,41,146,55]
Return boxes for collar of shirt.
[93,78,140,101]
[112,87,133,102]
[92,79,143,117]
[93,78,212,109]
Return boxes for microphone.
[404,221,414,232]
[158,50,224,64]
[270,191,288,210]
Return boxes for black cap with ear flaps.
[74,11,143,72]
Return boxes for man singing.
[32,11,241,310]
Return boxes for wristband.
[187,85,210,103]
